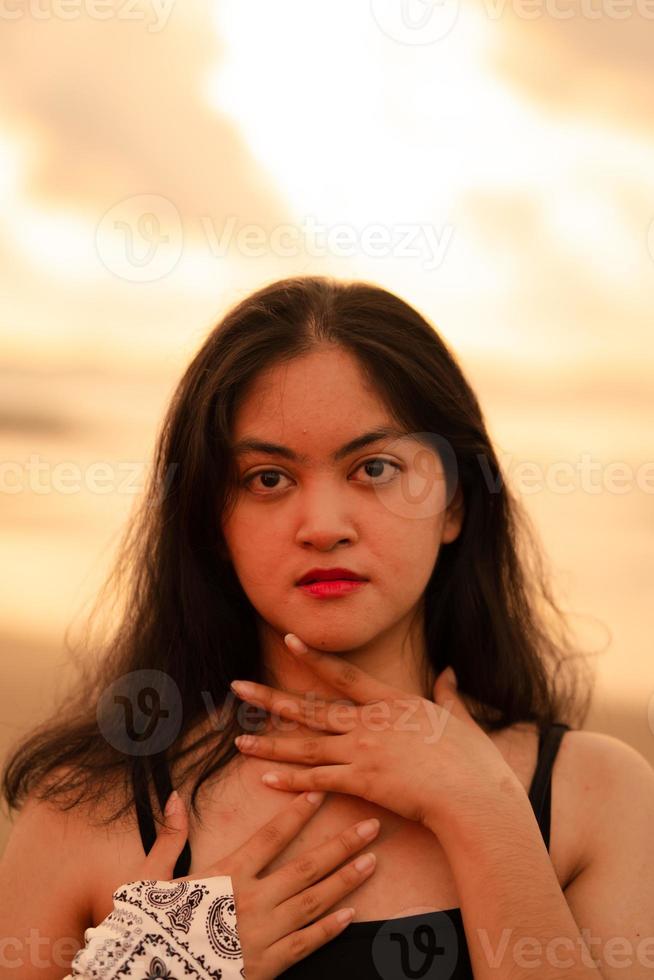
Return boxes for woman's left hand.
[230,633,522,836]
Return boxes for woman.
[1,276,652,979]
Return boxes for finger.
[259,764,359,797]
[234,731,349,766]
[267,814,381,906]
[140,791,189,881]
[279,848,377,935]
[230,791,328,878]
[230,680,358,734]
[267,905,359,975]
[283,633,400,703]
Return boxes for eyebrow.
[231,426,408,464]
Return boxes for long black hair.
[1,275,596,830]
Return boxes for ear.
[442,484,464,544]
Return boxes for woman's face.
[221,346,463,655]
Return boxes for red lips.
[296,567,367,586]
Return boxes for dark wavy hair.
[1,274,596,831]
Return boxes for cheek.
[221,511,282,587]
[371,519,439,590]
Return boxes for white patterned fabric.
[65,877,246,979]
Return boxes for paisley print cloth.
[65,876,246,979]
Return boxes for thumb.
[140,790,189,881]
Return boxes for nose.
[294,483,358,551]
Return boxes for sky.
[1,0,653,826]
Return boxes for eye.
[240,457,402,495]
[353,457,402,485]
[241,469,291,493]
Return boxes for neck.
[255,612,437,738]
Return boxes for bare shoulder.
[552,728,654,881]
[0,766,137,914]
[489,721,651,889]
[0,767,139,979]
[554,731,654,976]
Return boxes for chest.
[90,726,579,926]
[189,754,464,921]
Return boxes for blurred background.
[1,0,653,853]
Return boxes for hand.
[138,789,382,980]
[230,632,519,835]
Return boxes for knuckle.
[302,738,321,763]
[337,664,360,688]
[288,932,309,957]
[341,862,360,886]
[293,855,317,881]
[259,823,284,848]
[355,733,377,751]
[297,889,321,916]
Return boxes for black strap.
[528,722,570,851]
[132,755,192,878]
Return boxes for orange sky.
[1,0,653,784]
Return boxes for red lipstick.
[295,567,368,599]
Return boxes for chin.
[290,624,381,654]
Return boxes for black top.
[133,722,570,979]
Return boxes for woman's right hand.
[139,789,380,980]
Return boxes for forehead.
[229,349,409,462]
[231,348,392,432]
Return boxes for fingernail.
[355,818,380,838]
[284,633,308,654]
[306,791,325,805]
[354,852,376,872]
[262,772,281,786]
[336,907,355,924]
[231,680,256,697]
